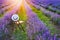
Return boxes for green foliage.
[14,26,28,40]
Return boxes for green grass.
[0,14,4,18]
[14,29,27,40]
[14,23,28,40]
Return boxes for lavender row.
[30,0,60,7]
[0,3,20,39]
[29,0,60,14]
[39,7,60,25]
[26,12,60,40]
[26,0,60,26]
[24,1,60,40]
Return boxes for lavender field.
[0,0,60,40]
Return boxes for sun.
[6,0,22,6]
[12,0,22,4]
[14,0,22,3]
